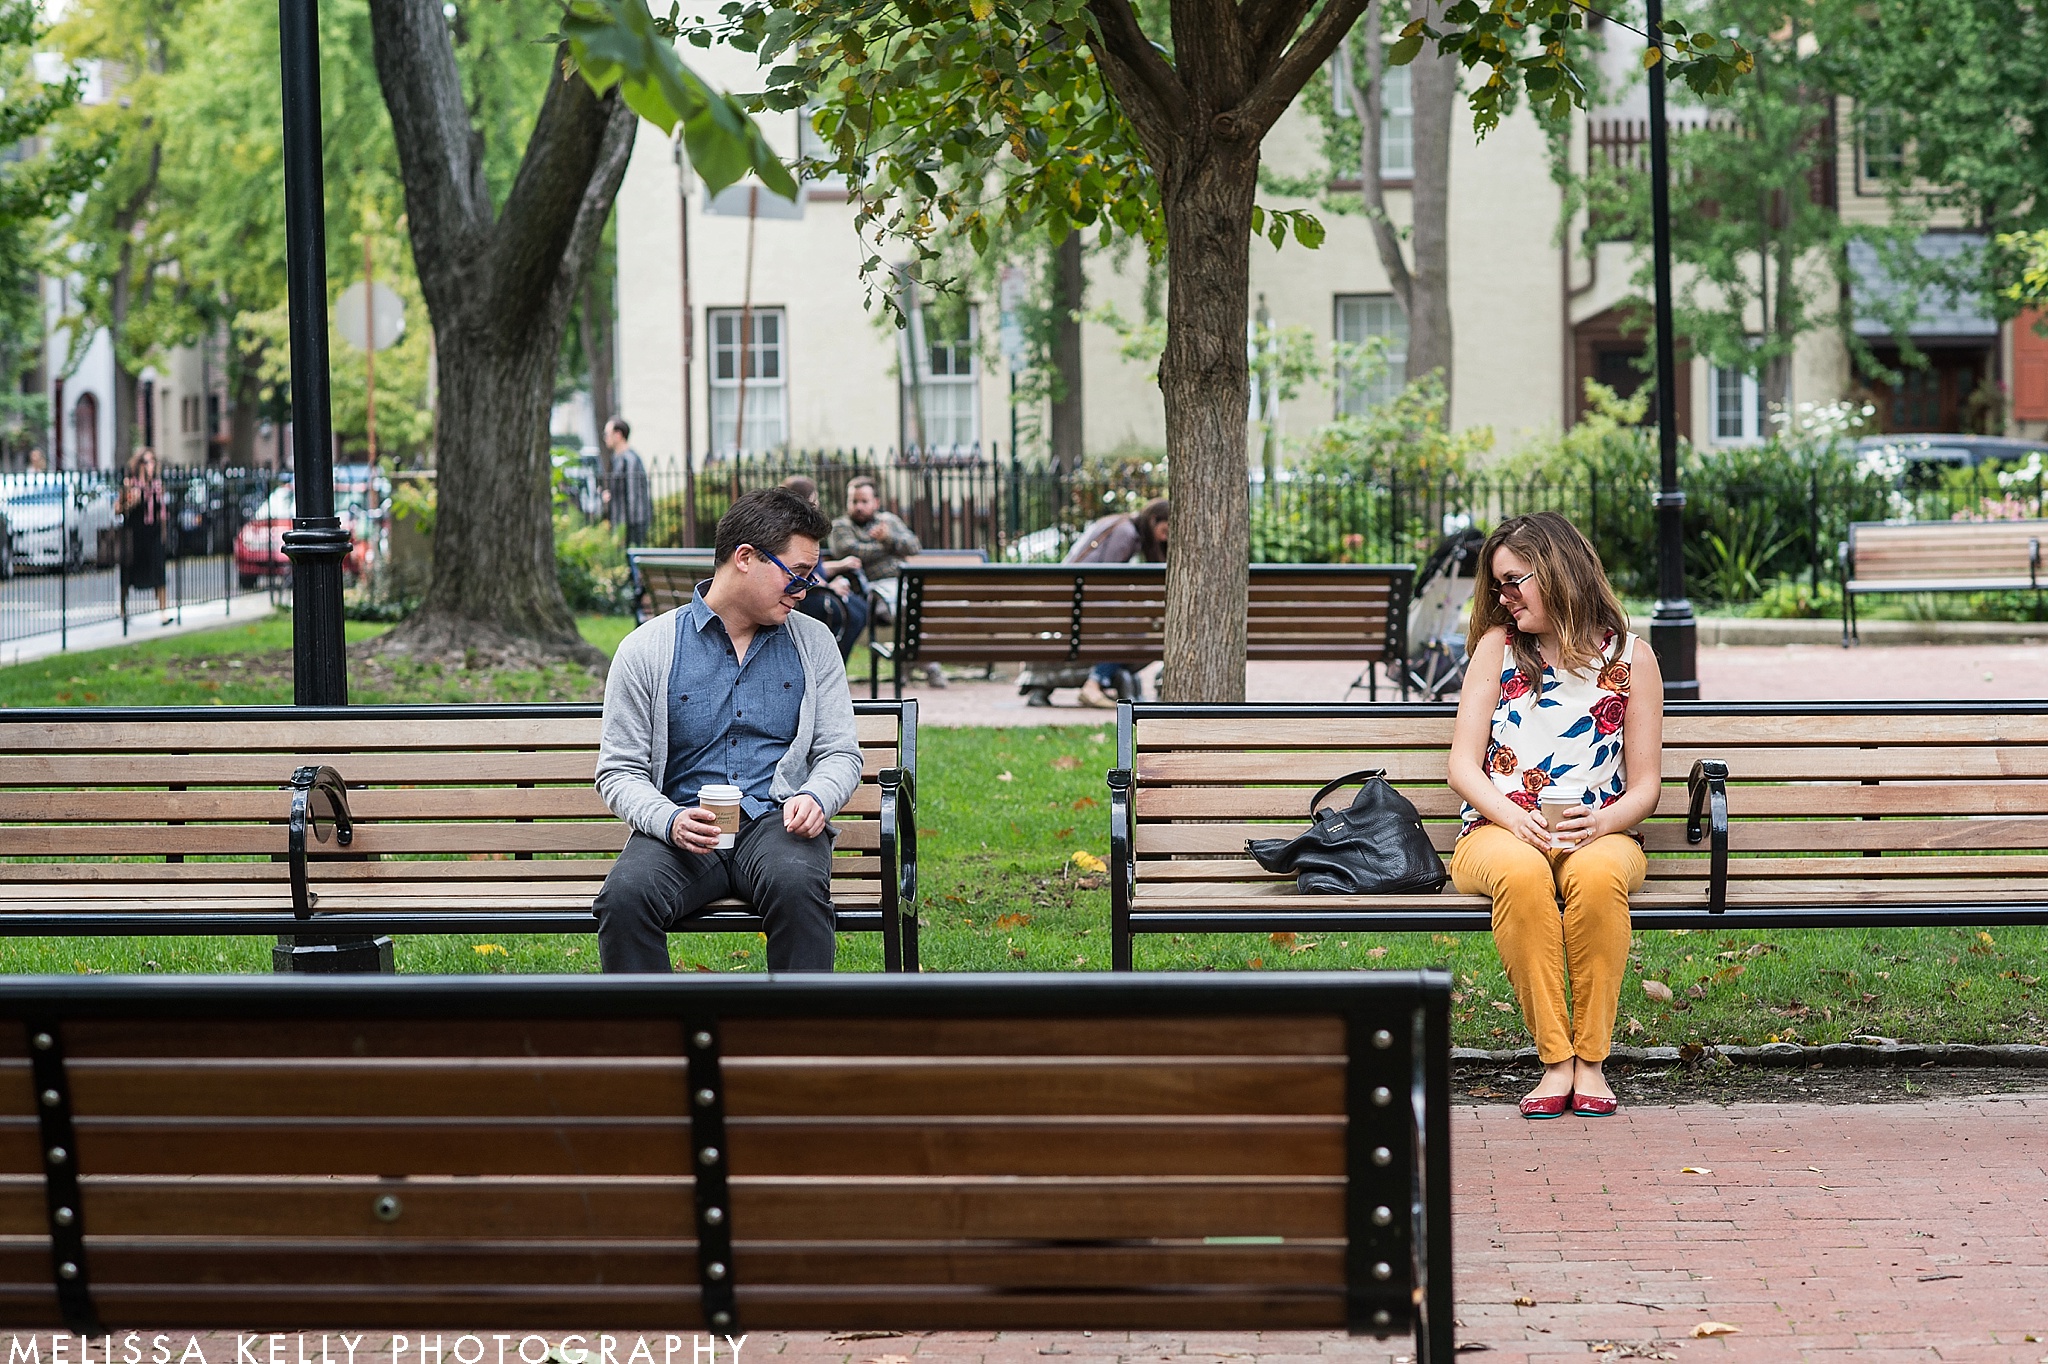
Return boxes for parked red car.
[235,474,388,588]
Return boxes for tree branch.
[1238,0,1370,136]
[1353,7,1413,314]
[1242,0,1318,70]
[549,95,638,331]
[487,53,631,331]
[1086,0,1188,154]
[366,0,492,299]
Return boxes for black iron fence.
[612,447,2046,608]
[0,469,304,652]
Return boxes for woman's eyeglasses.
[1495,571,1536,602]
[757,547,821,597]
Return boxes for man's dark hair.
[716,488,832,565]
[605,416,631,440]
[847,476,878,495]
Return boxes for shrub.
[556,516,633,615]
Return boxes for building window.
[1860,108,1906,186]
[1334,294,1409,414]
[1711,363,1764,443]
[708,307,788,455]
[904,303,979,452]
[1328,49,1413,179]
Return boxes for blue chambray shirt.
[662,585,807,820]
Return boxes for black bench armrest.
[1685,759,1728,914]
[877,766,917,971]
[287,764,354,919]
[1108,767,1135,970]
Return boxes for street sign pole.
[1645,0,1701,701]
[275,0,391,972]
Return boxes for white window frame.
[1334,294,1409,415]
[707,307,789,456]
[902,302,980,454]
[1327,48,1413,180]
[1711,362,1765,444]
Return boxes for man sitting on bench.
[594,488,864,972]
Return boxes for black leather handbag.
[1246,769,1448,895]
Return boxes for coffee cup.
[1538,786,1587,850]
[697,784,744,849]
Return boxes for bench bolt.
[698,1147,721,1167]
[1371,1146,1391,1167]
[46,1147,66,1165]
[710,1313,731,1331]
[32,1033,52,1052]
[53,1207,73,1227]
[1371,1086,1392,1107]
[1371,1029,1392,1049]
[58,1262,77,1281]
[705,1261,727,1281]
[704,1207,725,1225]
[1372,1205,1392,1226]
[374,1195,403,1222]
[1371,1310,1391,1331]
[693,1030,714,1050]
[40,1089,59,1108]
[1372,1261,1392,1280]
[695,1088,717,1108]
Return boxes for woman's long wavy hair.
[1466,512,1628,684]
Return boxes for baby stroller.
[1346,522,1485,702]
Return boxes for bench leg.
[274,933,394,974]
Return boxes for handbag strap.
[1308,769,1389,818]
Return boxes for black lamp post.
[1645,0,1701,701]
[274,0,392,971]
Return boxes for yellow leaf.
[1643,46,1663,68]
[1270,932,1297,947]
[1071,850,1107,873]
[473,944,507,956]
[967,0,992,17]
[1680,1166,1713,1175]
[1690,1322,1740,1338]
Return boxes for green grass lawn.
[2,611,2043,1050]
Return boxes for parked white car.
[3,482,118,572]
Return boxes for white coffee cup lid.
[1538,786,1585,803]
[699,784,744,802]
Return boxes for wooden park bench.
[0,970,1453,1357]
[1107,699,2048,970]
[629,547,987,626]
[874,563,1415,701]
[1840,518,2045,644]
[0,701,921,972]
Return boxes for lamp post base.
[1650,601,1700,701]
[273,933,396,974]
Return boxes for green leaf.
[1388,32,1426,66]
[1291,212,1326,250]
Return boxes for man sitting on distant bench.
[593,488,863,972]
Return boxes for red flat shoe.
[1571,1092,1618,1117]
[1519,1093,1571,1119]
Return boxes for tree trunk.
[581,263,616,444]
[1048,232,1085,471]
[366,0,634,669]
[1405,0,1455,408]
[229,336,260,468]
[1158,143,1260,704]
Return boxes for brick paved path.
[149,1092,2048,1364]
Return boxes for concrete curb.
[1697,616,2048,647]
[1453,1041,2048,1068]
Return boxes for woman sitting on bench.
[1445,512,1665,1120]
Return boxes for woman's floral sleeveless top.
[1459,630,1637,836]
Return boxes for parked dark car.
[1855,434,2048,486]
[171,469,231,556]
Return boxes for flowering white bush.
[1996,451,2046,491]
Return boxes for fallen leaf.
[1089,732,1106,743]
[1366,946,1389,959]
[1492,1001,1515,1012]
[1642,979,1674,1002]
[1680,1167,1713,1175]
[1054,827,1074,839]
[1009,947,1027,959]
[1071,850,1107,873]
[1689,1322,1740,1338]
[473,944,508,956]
[1513,1295,1536,1307]
[863,1355,914,1364]
[1051,754,1081,770]
[1072,796,1099,809]
[1247,956,1264,970]
[1288,938,1319,954]
[1270,931,1297,946]
[993,912,1033,930]
[996,771,1014,782]
[1626,1016,1644,1036]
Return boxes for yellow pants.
[1449,823,1646,1064]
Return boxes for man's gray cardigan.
[596,606,864,843]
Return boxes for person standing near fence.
[117,448,171,626]
[830,477,944,687]
[1444,512,1664,1120]
[602,417,652,546]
